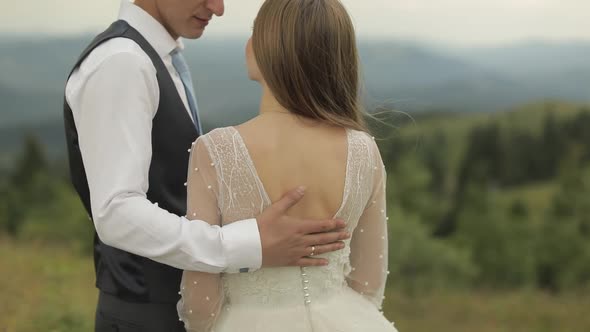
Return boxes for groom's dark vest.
[63,20,199,303]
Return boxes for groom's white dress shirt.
[64,0,262,274]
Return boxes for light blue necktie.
[171,49,202,134]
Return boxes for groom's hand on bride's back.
[256,186,350,267]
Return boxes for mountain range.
[0,36,589,161]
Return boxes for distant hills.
[0,36,589,162]
[445,41,590,76]
[1,36,589,127]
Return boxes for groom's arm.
[66,49,261,273]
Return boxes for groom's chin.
[184,29,205,40]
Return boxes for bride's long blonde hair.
[252,0,367,132]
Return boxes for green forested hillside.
[1,100,590,331]
[372,100,590,291]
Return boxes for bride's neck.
[259,84,290,116]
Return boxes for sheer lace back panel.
[178,126,389,331]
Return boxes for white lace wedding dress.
[177,126,398,332]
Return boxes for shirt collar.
[118,0,184,57]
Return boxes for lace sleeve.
[177,137,224,332]
[346,137,389,310]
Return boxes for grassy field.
[1,239,589,332]
[0,238,97,332]
[384,289,590,332]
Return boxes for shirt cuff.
[221,218,262,273]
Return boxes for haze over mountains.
[0,35,589,158]
[2,36,590,124]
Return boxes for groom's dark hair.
[252,0,367,132]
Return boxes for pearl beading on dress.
[300,267,312,305]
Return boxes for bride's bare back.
[236,113,348,220]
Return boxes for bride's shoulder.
[189,127,242,168]
[347,129,384,166]
[203,126,237,137]
[193,126,238,146]
[348,129,379,148]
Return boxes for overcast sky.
[1,0,589,46]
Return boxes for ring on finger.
[310,245,316,257]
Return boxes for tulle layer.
[212,287,398,332]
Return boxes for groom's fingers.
[294,257,329,267]
[298,218,347,235]
[292,242,347,267]
[269,186,306,216]
[304,232,349,247]
[306,242,346,256]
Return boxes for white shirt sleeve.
[67,50,262,273]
